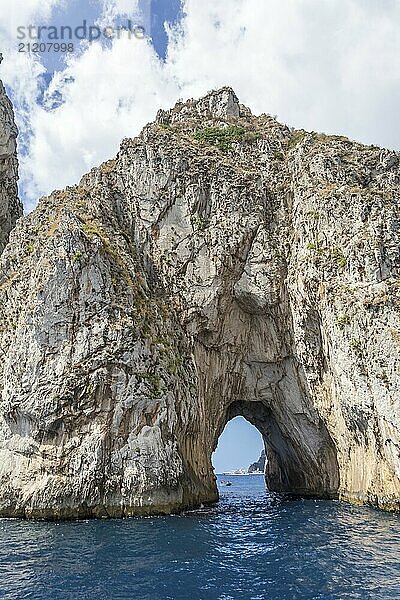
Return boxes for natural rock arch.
[0,87,399,518]
[190,302,342,502]
[214,399,339,498]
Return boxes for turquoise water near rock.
[0,475,399,599]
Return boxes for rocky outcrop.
[249,450,266,473]
[0,55,22,253]
[0,87,399,518]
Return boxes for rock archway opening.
[207,399,340,500]
[212,415,265,476]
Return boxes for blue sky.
[212,417,264,474]
[150,0,181,59]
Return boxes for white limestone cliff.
[0,86,398,518]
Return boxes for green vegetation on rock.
[331,247,347,269]
[193,125,246,152]
[336,312,351,330]
[287,130,306,150]
[190,214,209,231]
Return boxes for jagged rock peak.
[156,86,252,125]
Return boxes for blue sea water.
[0,475,399,600]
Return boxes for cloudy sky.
[1,0,399,469]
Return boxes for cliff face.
[249,450,266,473]
[0,86,399,518]
[0,56,22,253]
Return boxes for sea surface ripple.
[0,475,399,599]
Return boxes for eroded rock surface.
[0,87,399,517]
[0,56,22,253]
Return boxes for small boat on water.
[220,480,232,486]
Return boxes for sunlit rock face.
[0,55,22,253]
[0,85,399,518]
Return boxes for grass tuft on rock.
[193,125,246,152]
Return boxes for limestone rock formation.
[0,86,399,518]
[0,55,22,253]
[248,450,266,473]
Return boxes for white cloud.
[23,35,178,206]
[0,0,65,38]
[1,0,400,209]
[98,0,140,21]
[167,0,400,145]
